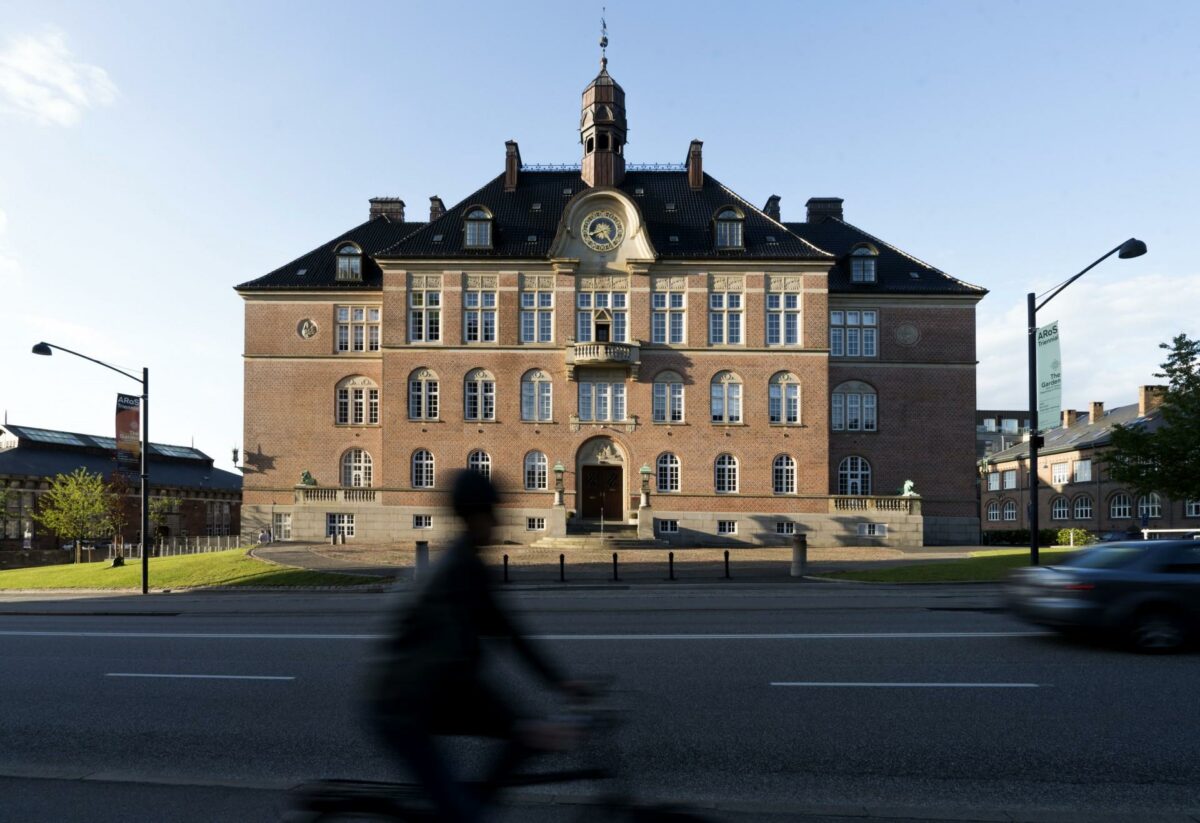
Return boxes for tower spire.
[600,8,608,71]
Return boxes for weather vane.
[600,7,608,69]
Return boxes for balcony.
[566,341,640,380]
[829,496,921,515]
[294,487,378,505]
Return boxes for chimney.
[1138,385,1167,417]
[806,197,844,223]
[1088,401,1105,423]
[504,140,521,192]
[429,196,446,221]
[369,197,405,222]
[763,194,781,221]
[686,139,703,191]
[1062,409,1079,429]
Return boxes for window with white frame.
[1074,496,1093,519]
[463,208,492,248]
[1051,463,1068,485]
[463,286,497,343]
[467,450,491,479]
[408,369,439,420]
[987,501,1000,522]
[1051,497,1069,520]
[651,290,685,344]
[1187,500,1200,518]
[832,381,877,431]
[857,523,888,537]
[520,288,554,343]
[335,243,362,281]
[335,377,379,425]
[520,369,553,421]
[711,453,738,494]
[657,519,679,534]
[336,305,381,352]
[272,512,292,541]
[769,372,801,425]
[526,517,546,531]
[408,285,441,342]
[1001,418,1019,434]
[464,369,496,421]
[708,291,743,344]
[1110,493,1132,519]
[412,449,435,488]
[710,371,743,423]
[1003,469,1017,490]
[850,246,877,283]
[714,208,744,249]
[717,519,737,535]
[652,371,684,423]
[326,513,355,538]
[656,452,680,493]
[524,451,548,490]
[766,291,802,346]
[1073,459,1092,483]
[838,456,872,495]
[1138,493,1162,519]
[772,454,796,494]
[776,521,796,535]
[413,514,432,529]
[576,290,627,343]
[341,449,373,488]
[1002,500,1018,521]
[578,381,626,422]
[987,472,1000,491]
[829,309,877,358]
[983,418,997,432]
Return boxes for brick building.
[236,56,986,547]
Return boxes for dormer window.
[335,243,362,281]
[851,245,878,283]
[464,207,493,248]
[715,208,744,249]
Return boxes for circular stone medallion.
[894,324,920,346]
[298,319,319,339]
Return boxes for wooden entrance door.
[581,465,622,519]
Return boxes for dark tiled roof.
[235,216,425,291]
[785,218,986,296]
[983,403,1163,465]
[378,170,832,261]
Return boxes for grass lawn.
[0,549,382,590]
[826,547,1079,583]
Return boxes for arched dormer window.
[464,207,493,249]
[335,243,362,281]
[714,207,744,250]
[851,245,878,283]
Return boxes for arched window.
[341,449,373,488]
[1003,500,1017,522]
[710,371,743,423]
[832,381,877,432]
[769,372,801,425]
[837,456,872,495]
[586,136,595,154]
[524,451,548,490]
[521,369,552,422]
[408,368,439,420]
[715,454,738,493]
[464,207,493,248]
[986,501,1000,522]
[714,207,744,249]
[1110,492,1132,519]
[656,452,680,493]
[772,455,796,494]
[412,449,435,488]
[335,377,380,425]
[1051,496,1069,520]
[335,243,362,281]
[1138,493,1162,519]
[850,245,878,283]
[653,370,685,423]
[1074,495,1093,520]
[468,450,491,479]
[464,368,496,421]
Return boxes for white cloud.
[978,271,1200,411]
[0,207,21,288]
[0,30,117,126]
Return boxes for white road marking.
[105,673,295,681]
[0,630,1045,641]
[771,681,1043,688]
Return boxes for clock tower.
[580,21,626,188]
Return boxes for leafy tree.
[33,468,115,564]
[149,496,182,537]
[1106,333,1200,501]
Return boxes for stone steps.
[530,535,669,551]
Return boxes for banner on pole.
[115,394,141,472]
[1036,321,1062,431]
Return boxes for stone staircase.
[530,521,668,551]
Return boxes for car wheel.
[1128,609,1187,653]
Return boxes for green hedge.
[982,528,1059,547]
[1056,528,1097,547]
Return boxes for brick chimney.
[806,197,844,223]
[686,139,703,191]
[504,140,521,192]
[763,194,781,221]
[369,197,405,222]
[1062,409,1079,428]
[1088,401,1104,423]
[1138,385,1167,417]
[429,196,446,221]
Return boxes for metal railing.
[108,534,246,559]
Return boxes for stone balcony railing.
[294,486,378,504]
[828,495,922,514]
[566,341,640,379]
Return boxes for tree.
[33,469,115,564]
[149,496,182,539]
[1106,333,1200,502]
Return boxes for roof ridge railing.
[519,162,687,172]
[520,163,581,171]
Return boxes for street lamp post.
[32,342,151,593]
[1026,238,1146,565]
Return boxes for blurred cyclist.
[367,469,588,821]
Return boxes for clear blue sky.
[2,0,1197,470]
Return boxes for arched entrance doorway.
[576,437,626,522]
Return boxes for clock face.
[581,210,625,252]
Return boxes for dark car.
[1006,540,1200,652]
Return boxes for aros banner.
[115,393,141,464]
[1035,321,1062,431]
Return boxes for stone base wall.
[644,508,923,548]
[923,515,981,546]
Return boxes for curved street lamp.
[32,342,151,594]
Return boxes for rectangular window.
[657,519,679,534]
[766,292,801,346]
[652,382,684,423]
[775,521,796,535]
[1186,500,1200,518]
[526,517,546,531]
[1073,459,1092,483]
[1001,418,1019,434]
[830,309,877,358]
[1052,462,1068,484]
[336,306,382,352]
[520,290,554,343]
[272,513,292,541]
[987,472,1000,491]
[710,382,742,423]
[857,523,888,537]
[769,383,800,424]
[408,288,441,342]
[578,382,626,422]
[521,380,552,421]
[325,513,355,538]
[577,290,627,343]
[1003,469,1017,490]
[983,418,997,432]
[651,291,686,344]
[413,514,432,529]
[717,520,737,535]
[708,291,743,345]
[409,379,439,420]
[463,289,497,343]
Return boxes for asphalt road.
[1,583,1198,822]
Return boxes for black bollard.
[503,554,509,583]
[559,553,565,582]
[669,551,675,581]
[612,552,619,582]
[724,549,730,579]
